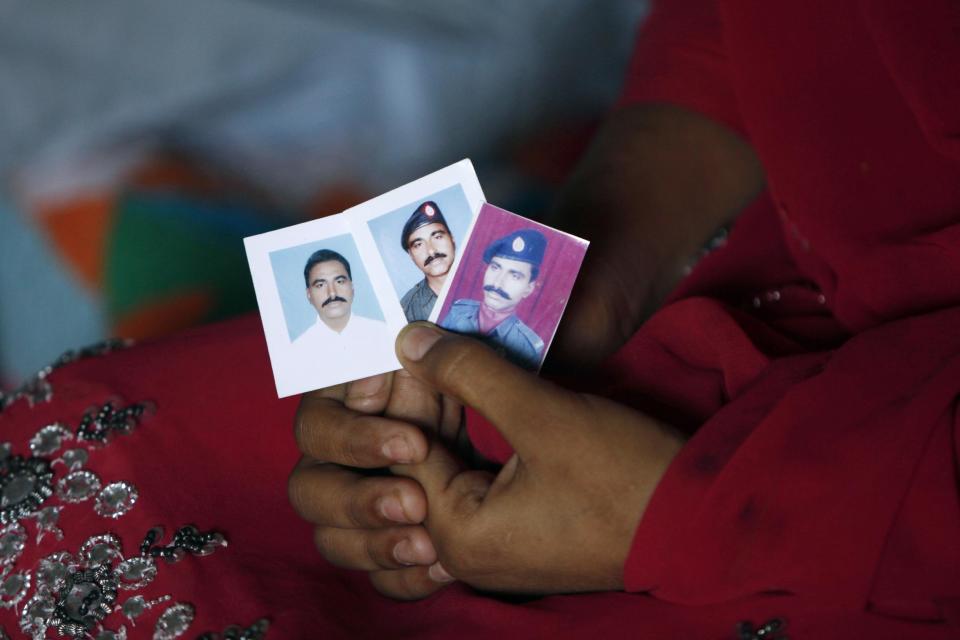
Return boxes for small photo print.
[348,159,485,324]
[364,185,474,323]
[435,203,589,372]
[246,159,485,398]
[245,215,399,398]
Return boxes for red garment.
[2,2,959,638]
[469,0,960,635]
[1,317,953,640]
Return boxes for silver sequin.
[56,470,102,503]
[35,552,74,592]
[50,564,119,637]
[153,603,195,640]
[80,534,123,567]
[59,448,89,471]
[0,523,27,567]
[122,594,171,626]
[32,506,64,544]
[29,423,73,457]
[0,457,54,525]
[19,593,55,639]
[0,570,31,608]
[94,482,139,519]
[96,627,128,640]
[117,556,157,590]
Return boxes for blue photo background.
[366,184,473,301]
[270,233,384,342]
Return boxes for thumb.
[395,322,579,460]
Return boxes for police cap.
[401,201,449,251]
[482,228,547,277]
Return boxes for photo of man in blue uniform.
[440,229,546,370]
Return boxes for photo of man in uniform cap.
[398,200,456,322]
[440,228,546,370]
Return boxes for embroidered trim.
[17,526,227,639]
[0,339,132,413]
[735,618,788,640]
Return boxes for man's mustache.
[483,285,511,301]
[422,252,448,267]
[322,296,348,307]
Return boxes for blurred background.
[0,0,648,386]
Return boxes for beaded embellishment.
[735,618,788,640]
[0,400,149,537]
[1,341,269,637]
[0,340,131,413]
[18,526,227,639]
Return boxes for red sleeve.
[859,0,960,161]
[616,296,960,622]
[465,0,747,467]
[618,0,746,137]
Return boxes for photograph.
[364,186,473,322]
[245,214,402,397]
[348,159,485,324]
[436,203,589,371]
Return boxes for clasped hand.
[288,323,684,599]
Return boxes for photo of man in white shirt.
[285,248,392,385]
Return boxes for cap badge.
[512,236,525,252]
[424,204,435,216]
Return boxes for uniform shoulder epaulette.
[515,321,545,353]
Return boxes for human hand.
[288,368,467,599]
[390,322,686,595]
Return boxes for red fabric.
[3,1,960,637]
[0,317,956,639]
[468,0,960,634]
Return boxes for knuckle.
[293,397,336,458]
[345,483,374,527]
[286,468,311,519]
[292,403,313,453]
[434,338,476,380]
[312,527,336,558]
[370,568,438,601]
[338,424,368,468]
[363,532,388,569]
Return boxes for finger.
[439,394,464,450]
[368,565,453,601]
[395,323,580,458]
[392,442,497,549]
[343,372,393,414]
[384,368,444,433]
[313,383,346,402]
[313,525,436,571]
[390,439,463,502]
[295,394,428,466]
[289,458,427,527]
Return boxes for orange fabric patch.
[35,195,114,292]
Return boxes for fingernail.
[382,437,413,463]
[349,375,385,397]
[378,496,409,523]
[400,325,442,361]
[393,538,427,566]
[428,562,454,583]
